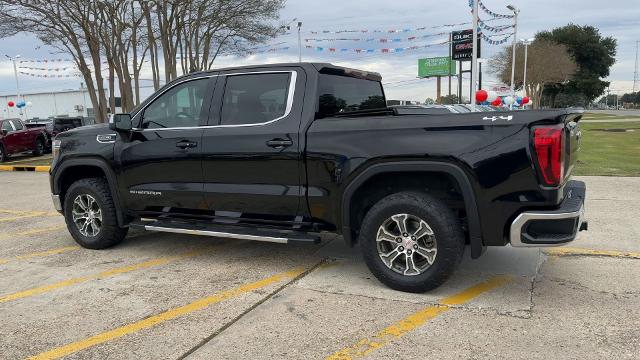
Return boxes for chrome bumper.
[510,180,587,247]
[51,194,62,212]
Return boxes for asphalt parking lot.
[0,172,638,359]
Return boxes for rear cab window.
[316,73,386,119]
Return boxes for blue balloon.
[16,100,26,108]
[516,96,523,105]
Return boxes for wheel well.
[347,172,467,244]
[59,165,107,206]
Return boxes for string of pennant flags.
[18,66,73,71]
[480,32,514,45]
[306,39,450,54]
[478,20,513,33]
[305,21,472,35]
[478,0,515,19]
[19,71,76,78]
[304,31,448,43]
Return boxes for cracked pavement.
[0,173,638,359]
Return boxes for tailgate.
[563,112,583,180]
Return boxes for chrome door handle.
[266,139,293,148]
[176,140,197,149]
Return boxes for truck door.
[116,75,216,214]
[9,120,31,152]
[1,120,18,153]
[201,68,306,218]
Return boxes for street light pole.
[6,54,24,119]
[297,21,303,63]
[521,38,533,107]
[507,5,519,110]
[470,0,479,111]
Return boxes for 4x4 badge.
[483,115,513,122]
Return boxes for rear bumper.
[510,180,587,247]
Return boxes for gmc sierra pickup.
[49,63,587,292]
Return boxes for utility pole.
[507,5,519,110]
[521,38,534,106]
[470,0,479,111]
[297,21,303,63]
[634,40,639,93]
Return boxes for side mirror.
[109,113,133,132]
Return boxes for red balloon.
[7,101,15,107]
[491,97,502,106]
[476,89,488,103]
[522,96,530,105]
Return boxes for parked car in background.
[0,118,48,161]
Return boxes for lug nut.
[396,238,402,243]
[413,244,418,249]
[398,246,404,251]
[402,233,408,237]
[407,250,412,255]
[411,236,416,240]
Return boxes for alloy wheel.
[376,213,437,276]
[72,194,103,237]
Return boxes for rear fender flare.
[340,161,485,258]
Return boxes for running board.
[132,219,321,245]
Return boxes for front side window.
[1,121,13,133]
[220,73,291,126]
[10,120,23,130]
[142,78,209,129]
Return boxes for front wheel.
[359,191,465,293]
[63,177,128,249]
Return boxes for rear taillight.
[533,125,564,186]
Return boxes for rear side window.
[10,120,23,130]
[317,74,386,118]
[220,73,291,126]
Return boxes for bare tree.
[0,0,286,120]
[489,39,577,109]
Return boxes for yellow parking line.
[326,275,512,360]
[0,247,215,304]
[545,247,640,259]
[28,268,305,360]
[0,245,80,265]
[0,165,51,172]
[0,212,59,223]
[0,225,66,241]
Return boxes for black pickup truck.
[50,63,587,292]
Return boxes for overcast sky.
[0,0,638,102]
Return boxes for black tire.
[63,177,128,249]
[359,191,465,293]
[0,145,6,162]
[32,137,44,156]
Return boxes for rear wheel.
[359,191,465,293]
[32,137,44,156]
[63,177,128,249]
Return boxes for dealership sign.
[451,29,480,61]
[418,57,457,78]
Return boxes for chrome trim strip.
[51,194,62,212]
[132,70,297,131]
[144,225,289,244]
[510,204,585,247]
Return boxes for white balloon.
[504,96,515,105]
[26,101,33,107]
[487,91,498,102]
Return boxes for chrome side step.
[145,225,289,244]
[133,219,321,245]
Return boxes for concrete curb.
[0,165,50,172]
